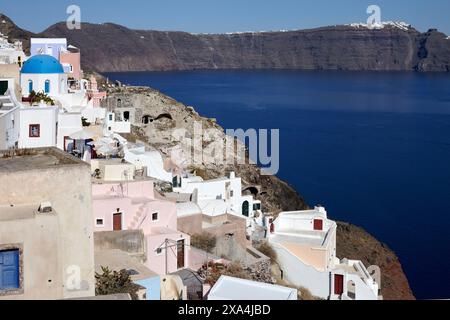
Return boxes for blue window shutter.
[0,250,20,290]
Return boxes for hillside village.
[0,33,383,300]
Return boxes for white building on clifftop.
[268,206,382,300]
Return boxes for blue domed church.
[20,54,68,97]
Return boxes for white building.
[0,33,26,66]
[0,76,83,150]
[124,144,172,182]
[207,276,297,300]
[173,171,261,218]
[173,172,262,233]
[57,112,83,151]
[0,78,20,149]
[103,112,131,135]
[268,206,381,300]
[0,79,60,150]
[20,54,68,98]
[18,103,58,149]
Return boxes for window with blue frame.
[28,80,33,93]
[45,80,50,93]
[0,249,20,290]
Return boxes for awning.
[69,129,94,140]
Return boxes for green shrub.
[95,266,141,300]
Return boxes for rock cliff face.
[1,13,449,72]
[103,84,415,300]
[40,22,450,72]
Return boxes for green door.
[0,81,8,95]
[242,201,250,217]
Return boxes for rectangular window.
[314,219,323,231]
[152,212,159,221]
[253,203,261,210]
[96,219,104,226]
[156,248,162,255]
[230,190,234,197]
[0,249,20,290]
[29,124,40,138]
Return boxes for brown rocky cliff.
[39,22,449,73]
[1,13,449,72]
[336,222,415,300]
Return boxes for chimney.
[315,205,327,216]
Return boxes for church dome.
[21,54,64,74]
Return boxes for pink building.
[86,76,106,108]
[59,46,83,81]
[92,179,191,275]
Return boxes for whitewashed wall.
[272,242,331,299]
[19,107,57,148]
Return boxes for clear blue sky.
[1,0,449,35]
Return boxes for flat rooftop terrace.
[0,147,86,172]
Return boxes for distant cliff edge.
[1,13,449,72]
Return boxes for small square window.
[29,124,40,138]
[152,212,158,221]
[96,219,104,226]
[156,248,162,255]
[313,219,323,231]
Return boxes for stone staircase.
[128,205,147,230]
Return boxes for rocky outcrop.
[104,85,415,299]
[336,222,415,300]
[102,85,308,214]
[1,13,449,72]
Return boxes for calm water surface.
[105,70,450,299]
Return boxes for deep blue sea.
[104,70,450,299]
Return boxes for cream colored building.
[0,148,95,299]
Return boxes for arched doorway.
[242,201,250,217]
[123,111,130,121]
